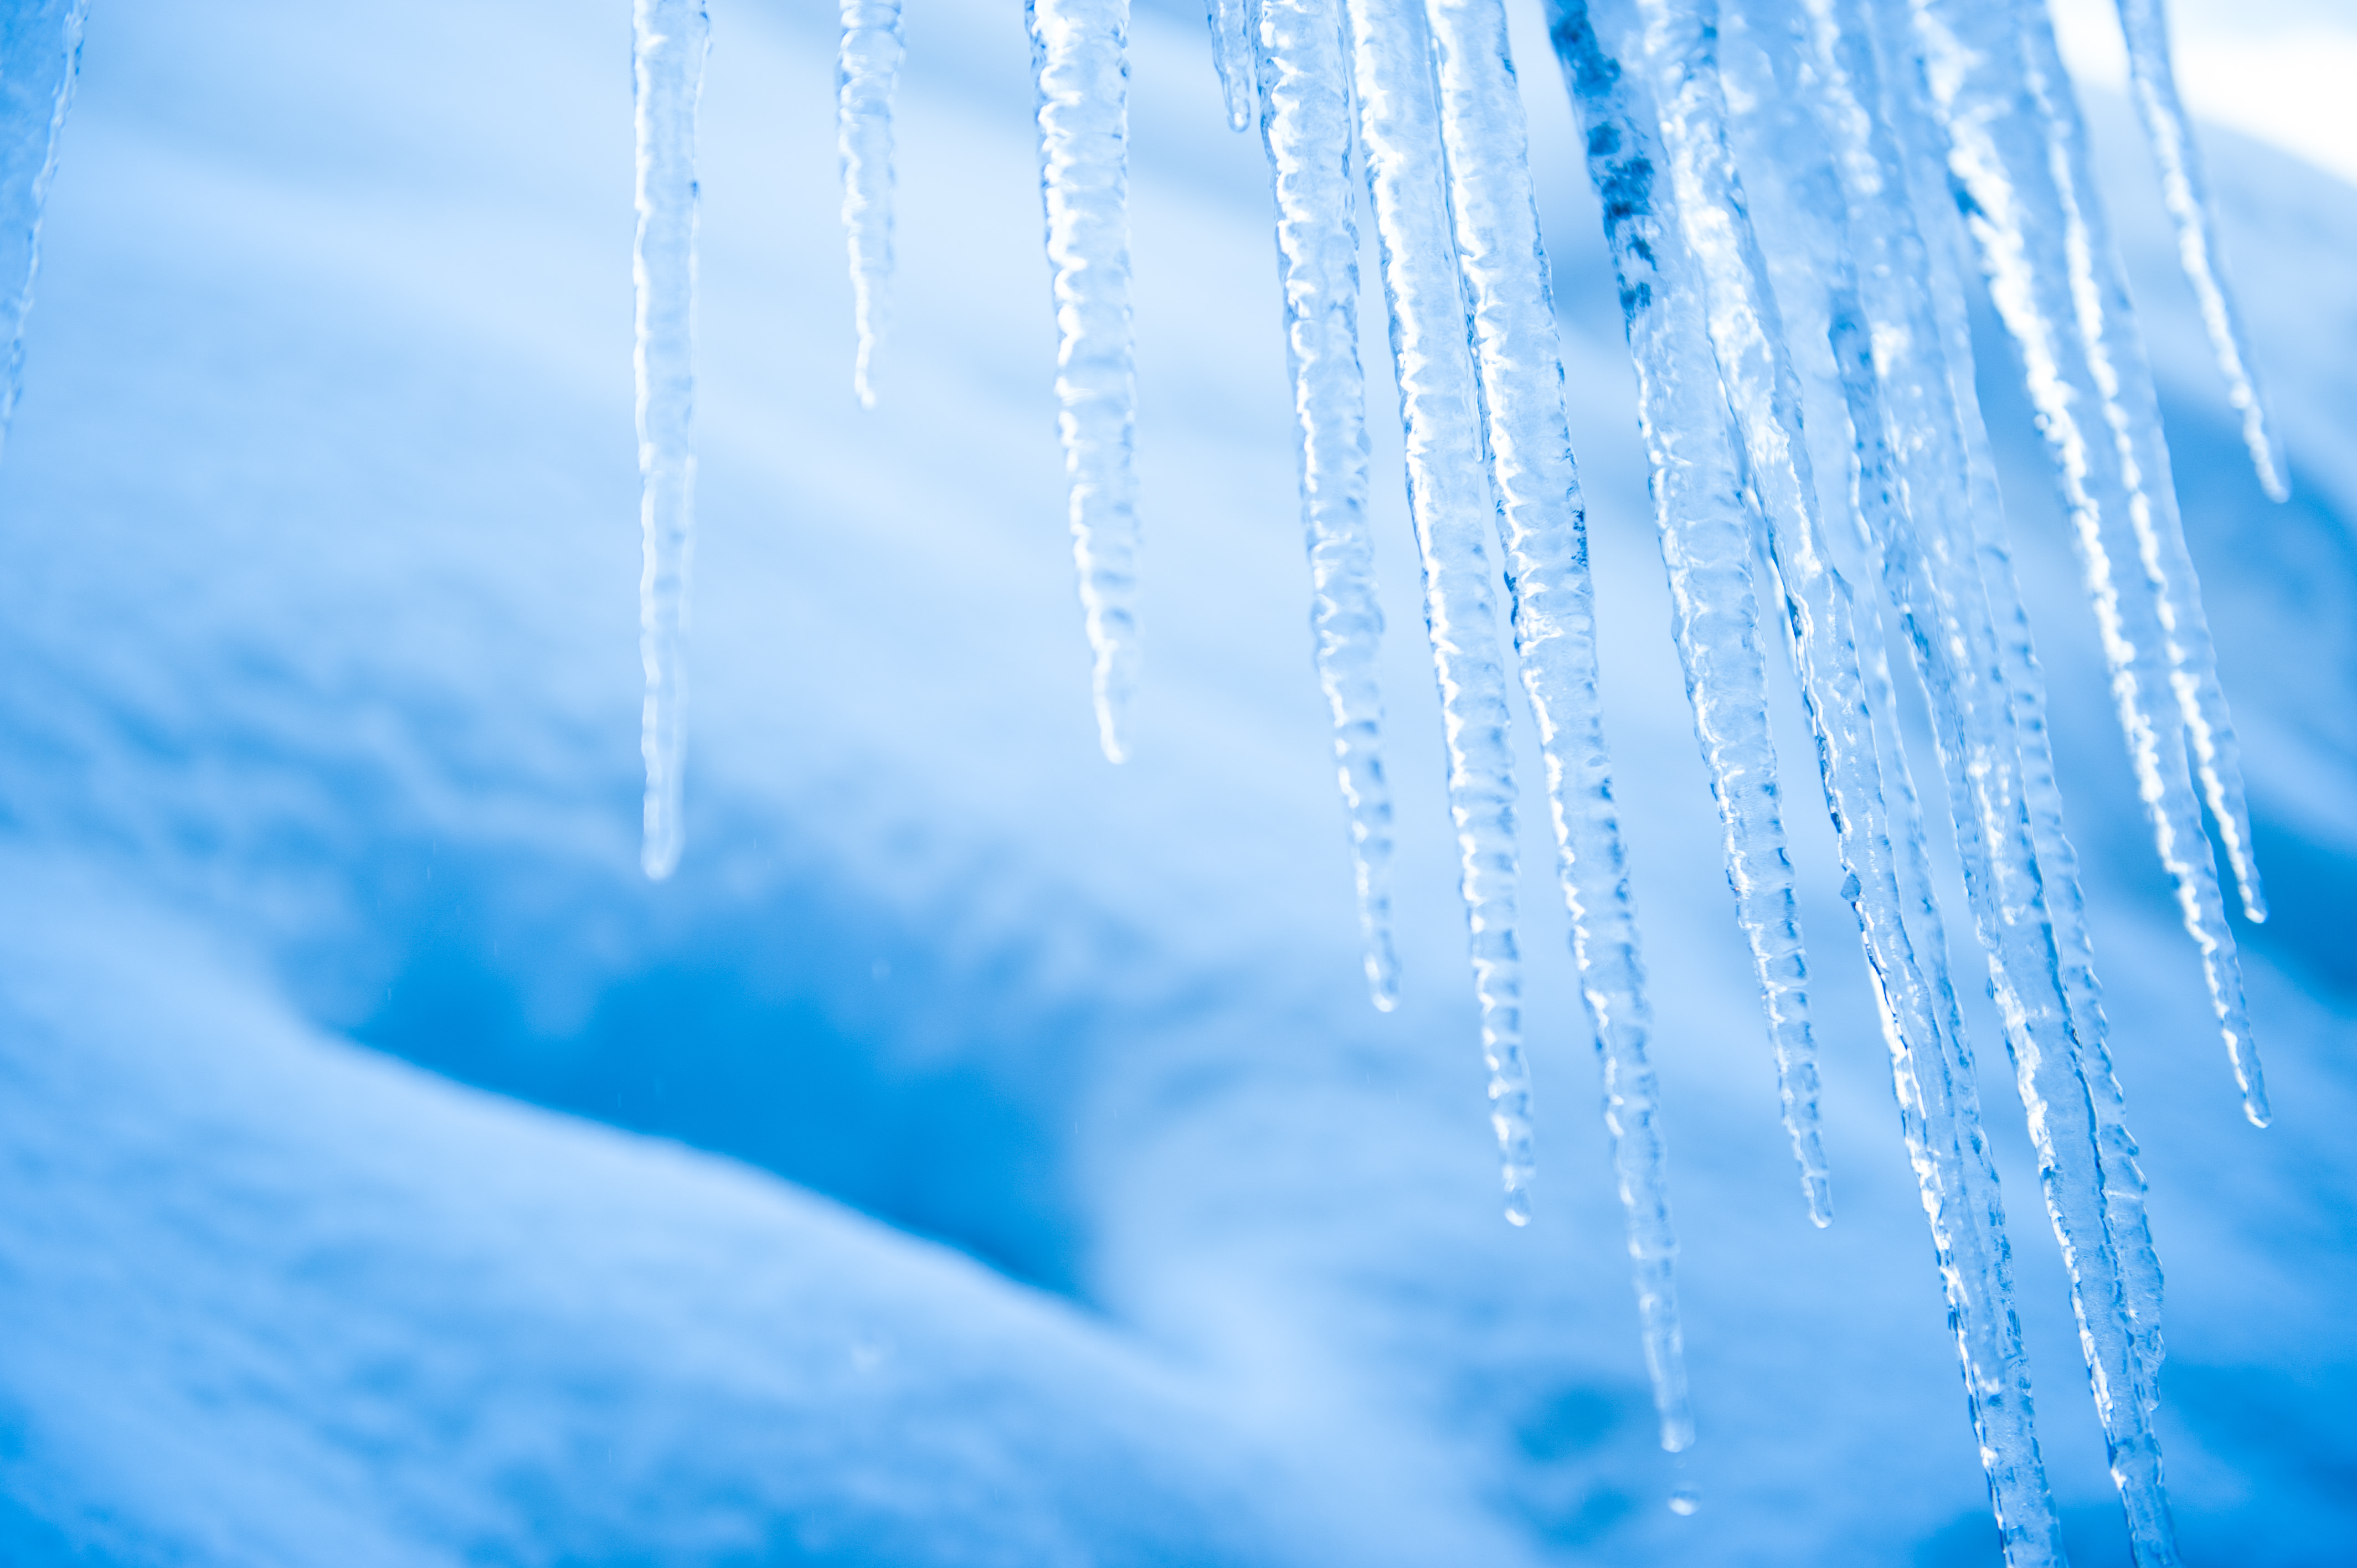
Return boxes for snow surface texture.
[1,0,2353,1562]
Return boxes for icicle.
[0,0,87,455]
[837,0,904,408]
[633,0,709,882]
[1728,1,2180,1554]
[2018,2,2266,935]
[1345,0,1536,1223]
[1424,0,1695,1448]
[1030,0,1145,764]
[1207,0,1259,131]
[1894,34,2168,1401]
[1537,0,1836,1236]
[1548,0,2065,1555]
[1252,0,1404,1010]
[2112,0,2288,503]
[1905,0,2269,1122]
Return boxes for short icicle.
[1425,0,1695,1447]
[1207,0,1259,131]
[1030,0,1145,763]
[837,0,904,408]
[2111,0,2288,502]
[633,0,710,881]
[1345,0,1536,1222]
[1553,0,2066,1556]
[1252,0,1404,1009]
[1904,0,2268,1121]
[0,0,88,453]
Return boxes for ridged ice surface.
[1031,0,1145,765]
[581,0,2291,1552]
[2112,0,2288,502]
[1206,0,1257,131]
[1539,0,1832,1235]
[1907,0,2267,1125]
[0,0,86,452]
[1251,0,1403,1009]
[837,0,904,408]
[632,0,708,883]
[1728,0,2180,1556]
[1346,0,1535,1224]
[1560,0,2063,1552]
[1426,0,1691,1449]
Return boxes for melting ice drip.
[803,0,2287,1555]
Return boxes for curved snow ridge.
[0,858,1498,1568]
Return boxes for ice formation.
[632,0,708,880]
[1251,0,1403,1009]
[838,0,904,408]
[1029,0,1146,764]
[0,0,87,453]
[0,0,2278,1555]
[792,0,2280,1553]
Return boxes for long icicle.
[0,0,85,455]
[1730,2,2177,1551]
[1207,0,1259,131]
[1253,0,1404,1009]
[1895,80,2167,1399]
[1030,0,1145,764]
[837,0,904,408]
[2111,0,2288,502]
[2016,0,2265,933]
[633,0,709,882]
[1346,0,1536,1223]
[1556,0,2065,1555]
[1536,0,1837,1236]
[1905,0,2267,1122]
[1425,0,1696,1448]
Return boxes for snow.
[0,0,2351,1562]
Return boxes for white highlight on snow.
[1031,0,1145,765]
[632,0,708,883]
[1345,0,1537,1224]
[1425,0,1694,1449]
[2050,0,2357,189]
[1251,0,1404,1010]
[838,0,904,408]
[0,0,86,452]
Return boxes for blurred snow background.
[0,0,2349,1562]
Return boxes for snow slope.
[0,0,2350,1562]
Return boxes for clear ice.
[1426,0,1692,1450]
[1031,0,1146,764]
[632,0,709,881]
[838,0,904,408]
[1250,0,1405,1009]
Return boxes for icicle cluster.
[790,0,2288,1549]
[0,0,89,454]
[0,0,2290,1554]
